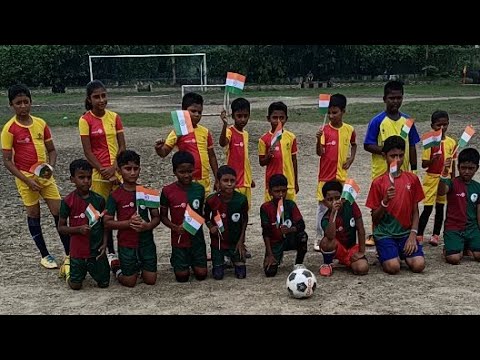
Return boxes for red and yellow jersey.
[258,129,298,190]
[366,171,424,239]
[1,115,52,172]
[165,125,214,183]
[225,126,252,188]
[318,123,356,182]
[79,110,124,168]
[422,136,456,175]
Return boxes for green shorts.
[171,240,207,272]
[444,228,480,256]
[211,247,245,267]
[70,256,110,287]
[118,239,157,277]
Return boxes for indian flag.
[270,121,283,147]
[422,129,442,149]
[341,179,360,205]
[171,110,194,136]
[400,118,414,139]
[458,125,475,148]
[318,94,331,115]
[276,198,284,228]
[85,204,103,227]
[183,204,205,235]
[136,186,160,208]
[29,162,53,179]
[214,211,224,233]
[225,72,246,94]
[389,160,399,183]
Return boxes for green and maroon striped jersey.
[260,199,303,245]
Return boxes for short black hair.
[267,101,288,117]
[384,80,404,97]
[117,150,140,167]
[231,97,250,114]
[458,148,480,165]
[172,150,194,171]
[182,92,203,109]
[382,135,405,153]
[8,84,32,104]
[322,181,343,198]
[269,174,288,189]
[329,94,347,110]
[69,159,92,177]
[217,165,237,180]
[431,110,449,124]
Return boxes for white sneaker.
[313,238,321,252]
[107,253,120,271]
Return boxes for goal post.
[88,53,207,86]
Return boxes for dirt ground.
[1,97,480,315]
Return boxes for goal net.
[88,53,207,90]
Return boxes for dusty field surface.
[1,96,480,315]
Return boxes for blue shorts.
[376,236,424,263]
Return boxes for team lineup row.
[1,81,479,290]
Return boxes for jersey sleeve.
[352,202,362,219]
[115,114,124,132]
[364,116,381,145]
[1,124,13,151]
[412,175,425,203]
[164,130,177,149]
[365,180,382,210]
[291,136,298,155]
[79,117,90,137]
[44,124,52,142]
[207,131,214,149]
[59,200,70,219]
[105,195,117,216]
[160,189,169,209]
[258,138,267,156]
[409,124,421,145]
[350,129,357,144]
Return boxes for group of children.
[2,80,479,291]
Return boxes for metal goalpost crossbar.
[88,53,207,85]
[181,84,228,116]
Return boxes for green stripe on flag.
[226,85,243,95]
[183,221,198,236]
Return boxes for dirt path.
[0,110,479,314]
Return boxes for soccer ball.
[286,268,317,299]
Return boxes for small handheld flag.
[421,129,442,149]
[214,211,224,233]
[276,198,284,228]
[29,162,53,179]
[318,94,331,115]
[85,204,104,227]
[183,204,205,236]
[458,125,475,148]
[171,110,193,136]
[136,186,160,209]
[225,72,246,94]
[400,119,414,139]
[389,160,399,184]
[341,179,360,205]
[270,121,283,147]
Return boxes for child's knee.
[234,265,246,279]
[212,265,224,280]
[382,260,401,275]
[175,271,190,283]
[194,267,207,281]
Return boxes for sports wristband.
[381,200,389,208]
[411,229,418,234]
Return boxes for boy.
[438,148,480,265]
[58,159,109,290]
[204,165,248,280]
[261,174,308,277]
[314,94,357,252]
[104,150,160,288]
[155,92,219,195]
[258,101,298,203]
[160,151,208,282]
[366,136,425,275]
[318,181,368,277]
[219,97,255,208]
[418,110,456,246]
[1,84,70,269]
[364,80,420,245]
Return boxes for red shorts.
[335,243,359,268]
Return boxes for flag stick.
[449,144,459,174]
[218,230,224,250]
[332,209,338,222]
[223,88,228,111]
[321,113,328,129]
[177,233,182,244]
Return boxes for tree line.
[0,45,476,88]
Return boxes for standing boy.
[1,84,70,269]
[259,101,298,202]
